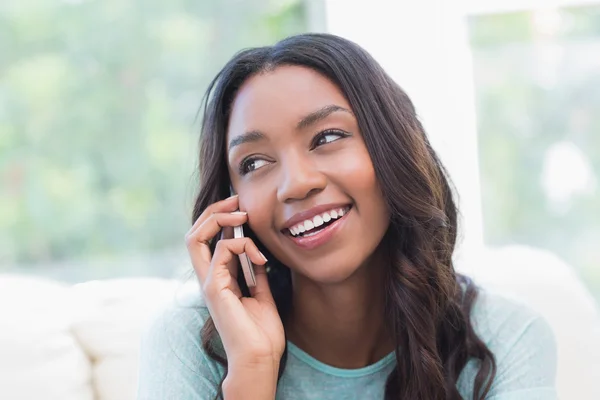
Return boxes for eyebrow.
[296,104,352,131]
[227,104,352,151]
[228,130,265,151]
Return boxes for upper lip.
[281,203,351,231]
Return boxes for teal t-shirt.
[136,286,557,400]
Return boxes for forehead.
[228,66,350,136]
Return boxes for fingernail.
[230,211,247,215]
[226,194,238,200]
[259,251,268,262]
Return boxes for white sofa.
[0,245,599,400]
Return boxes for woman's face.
[227,66,390,284]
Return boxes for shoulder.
[137,286,224,399]
[462,286,558,399]
[469,287,556,358]
[143,285,210,344]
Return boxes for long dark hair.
[193,33,496,400]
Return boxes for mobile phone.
[230,187,257,288]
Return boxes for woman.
[137,33,557,399]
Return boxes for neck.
[284,251,394,369]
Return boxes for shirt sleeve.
[485,309,558,399]
[136,300,224,400]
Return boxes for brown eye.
[239,158,270,175]
[312,129,350,149]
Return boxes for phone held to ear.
[230,187,257,288]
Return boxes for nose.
[277,153,327,203]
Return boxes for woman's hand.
[185,195,285,371]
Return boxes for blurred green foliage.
[469,5,600,301]
[0,0,307,268]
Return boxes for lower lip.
[286,208,351,250]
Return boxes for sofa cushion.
[0,274,94,400]
[70,278,180,400]
[466,245,600,400]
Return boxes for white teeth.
[313,215,324,227]
[304,220,314,231]
[288,206,351,236]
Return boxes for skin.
[187,66,393,398]
[228,65,393,366]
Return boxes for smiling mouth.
[283,205,352,237]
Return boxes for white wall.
[460,0,600,15]
[323,0,484,272]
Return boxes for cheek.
[240,194,275,241]
[336,146,379,193]
[337,147,389,219]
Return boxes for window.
[468,4,600,302]
[1,0,312,282]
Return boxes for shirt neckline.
[286,340,396,378]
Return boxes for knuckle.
[184,230,204,248]
[214,215,223,228]
[213,267,230,281]
[242,237,255,248]
[205,212,215,224]
[209,213,224,228]
[204,203,217,215]
[214,239,226,252]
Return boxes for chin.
[293,258,366,285]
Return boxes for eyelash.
[310,129,351,149]
[238,129,351,176]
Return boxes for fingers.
[184,195,276,308]
[185,211,248,282]
[189,211,248,246]
[211,238,267,275]
[202,238,266,312]
[186,194,239,236]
